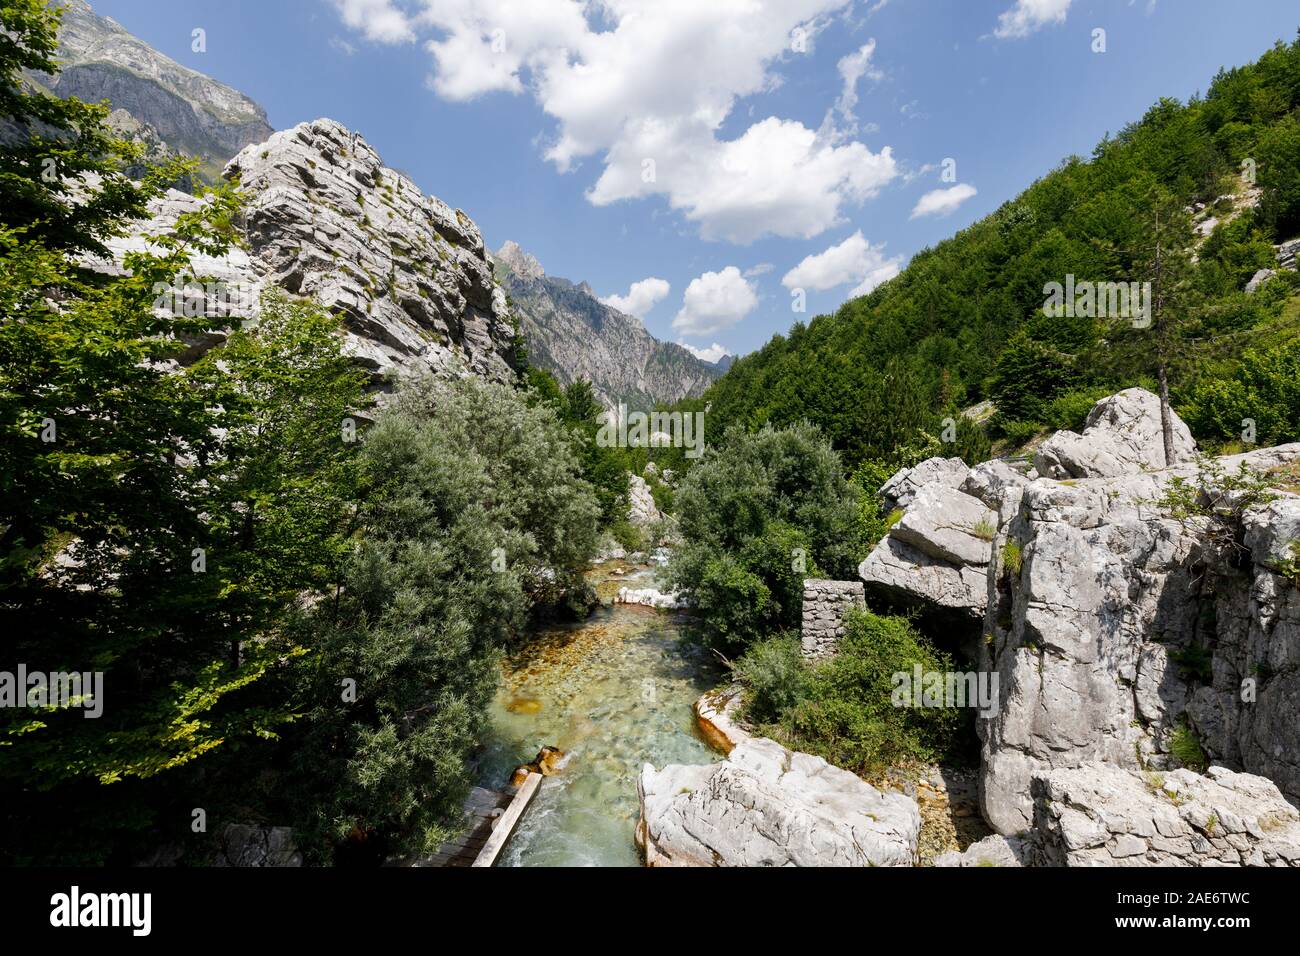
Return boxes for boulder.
[615,585,684,609]
[627,473,662,526]
[694,685,751,754]
[859,534,989,620]
[1032,763,1300,866]
[637,737,920,867]
[1245,268,1277,293]
[214,825,302,867]
[933,833,1029,867]
[879,456,969,512]
[891,483,998,566]
[1034,388,1196,479]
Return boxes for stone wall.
[801,579,865,659]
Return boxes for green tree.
[290,376,601,859]
[664,423,864,650]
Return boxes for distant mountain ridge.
[493,240,726,408]
[26,0,273,180]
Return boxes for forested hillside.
[703,35,1300,472]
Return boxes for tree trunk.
[1156,360,1175,467]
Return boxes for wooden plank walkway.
[418,786,514,867]
[417,773,543,868]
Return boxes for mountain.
[700,35,1300,469]
[86,118,518,385]
[26,0,273,180]
[493,240,725,408]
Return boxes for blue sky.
[91,0,1300,360]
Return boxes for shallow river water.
[473,564,723,867]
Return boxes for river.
[473,561,723,867]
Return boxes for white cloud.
[333,0,414,44]
[910,183,978,219]
[848,261,900,298]
[993,0,1072,39]
[744,262,774,277]
[834,40,881,126]
[782,230,901,293]
[601,277,671,318]
[673,267,758,336]
[336,0,898,244]
[678,341,730,363]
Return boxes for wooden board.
[471,772,542,868]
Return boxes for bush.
[731,633,810,723]
[735,610,966,774]
[664,423,865,650]
[288,376,600,860]
[609,518,646,553]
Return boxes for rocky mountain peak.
[221,118,516,382]
[31,0,274,178]
[494,240,545,280]
[492,239,722,408]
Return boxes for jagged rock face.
[226,119,517,384]
[32,1,273,176]
[84,118,518,385]
[859,458,1005,624]
[858,389,1300,842]
[493,242,722,408]
[627,473,662,526]
[979,443,1300,834]
[636,737,921,867]
[879,456,968,512]
[1034,387,1196,479]
[1032,764,1300,866]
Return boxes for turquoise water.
[474,565,722,867]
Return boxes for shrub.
[1169,722,1209,773]
[289,376,600,860]
[732,634,810,723]
[609,518,646,553]
[735,609,966,774]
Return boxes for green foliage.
[664,423,864,650]
[736,610,965,774]
[609,518,646,553]
[523,368,629,525]
[696,34,1300,462]
[1001,540,1023,576]
[1170,721,1210,773]
[288,375,600,860]
[1182,338,1300,447]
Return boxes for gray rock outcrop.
[30,0,273,177]
[980,442,1300,833]
[854,388,1300,853]
[879,456,968,512]
[86,118,519,384]
[627,473,662,526]
[1032,763,1300,866]
[637,737,920,867]
[859,457,998,622]
[1034,387,1195,479]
